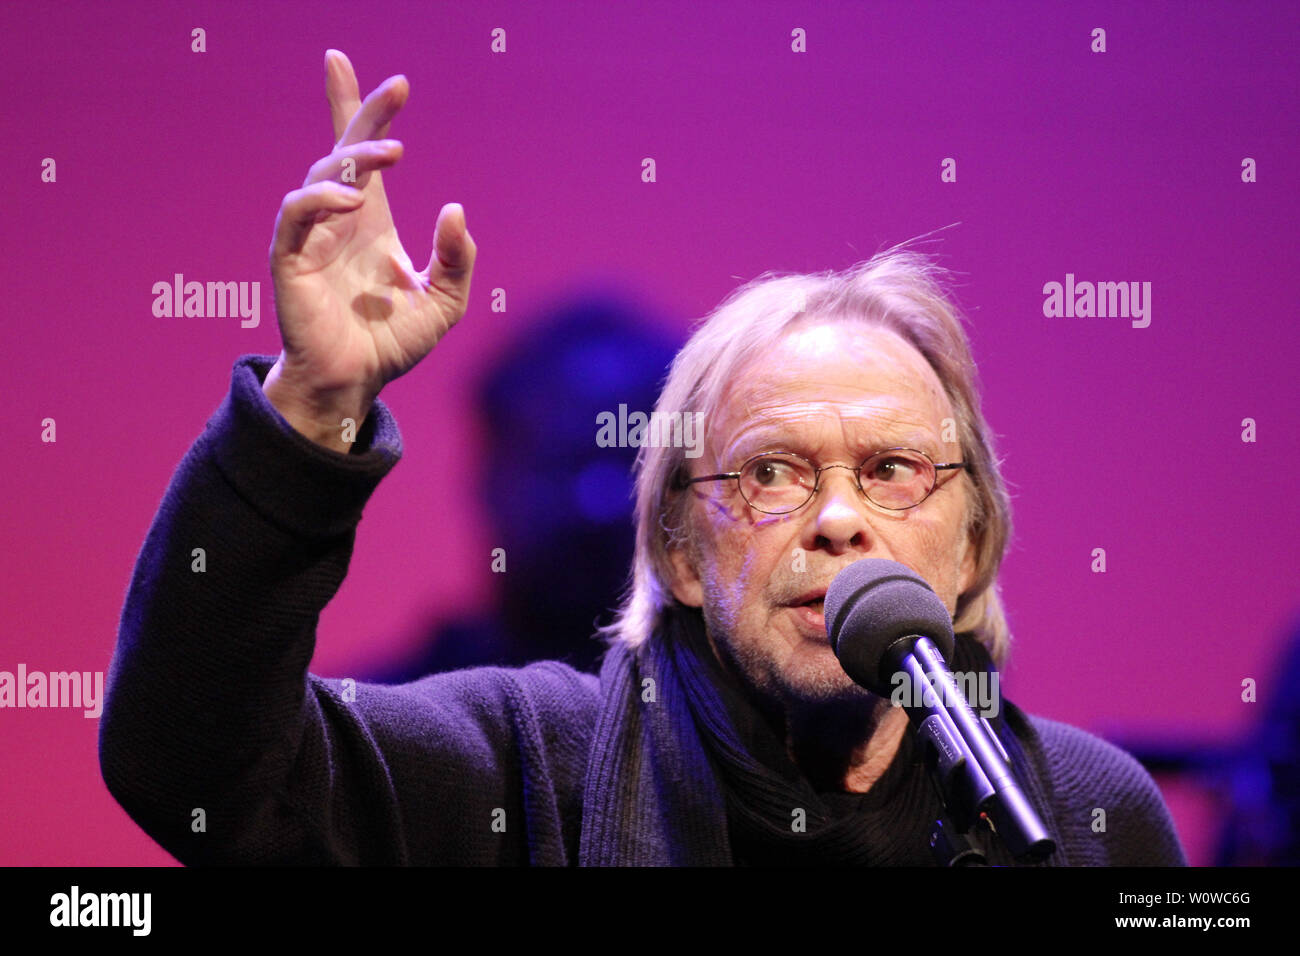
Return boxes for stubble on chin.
[700,593,875,714]
[687,529,877,717]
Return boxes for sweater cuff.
[202,354,403,539]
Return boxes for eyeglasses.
[677,448,968,515]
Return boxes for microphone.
[824,558,1055,864]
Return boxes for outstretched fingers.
[337,72,409,150]
[326,49,362,145]
[270,182,365,260]
[303,139,404,190]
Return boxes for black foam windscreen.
[824,558,956,695]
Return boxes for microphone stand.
[894,637,1056,866]
[929,809,988,867]
[920,717,991,866]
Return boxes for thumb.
[424,203,476,283]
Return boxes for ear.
[667,544,704,607]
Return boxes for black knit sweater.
[99,355,1188,866]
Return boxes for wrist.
[262,358,376,453]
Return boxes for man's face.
[669,322,977,708]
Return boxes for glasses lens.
[861,449,935,509]
[739,454,815,513]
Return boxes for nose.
[807,465,874,554]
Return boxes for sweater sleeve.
[1030,715,1189,866]
[98,354,596,865]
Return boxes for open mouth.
[787,595,829,640]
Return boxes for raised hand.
[263,49,477,452]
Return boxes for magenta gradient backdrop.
[3,1,1298,865]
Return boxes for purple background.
[3,0,1298,865]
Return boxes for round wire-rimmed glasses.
[677,447,969,514]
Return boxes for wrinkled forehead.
[709,323,955,457]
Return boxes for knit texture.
[100,354,1188,866]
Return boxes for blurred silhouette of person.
[366,286,680,680]
[1113,612,1300,865]
[1212,615,1300,865]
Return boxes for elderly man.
[100,51,1185,866]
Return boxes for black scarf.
[579,603,1063,866]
